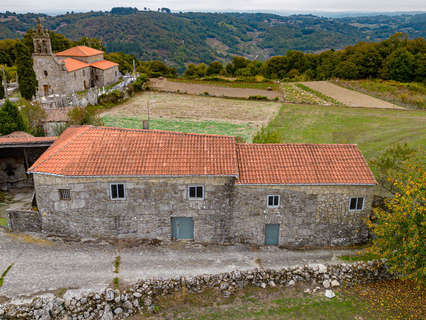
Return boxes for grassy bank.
[129,280,423,320]
[334,79,426,109]
[169,78,281,91]
[264,104,426,160]
[103,116,255,142]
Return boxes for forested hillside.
[1,10,425,71]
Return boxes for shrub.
[131,73,148,92]
[68,107,103,126]
[252,126,282,143]
[248,95,268,101]
[98,90,125,106]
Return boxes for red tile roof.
[236,143,376,185]
[0,132,56,147]
[62,58,89,72]
[29,126,239,177]
[56,46,104,57]
[90,60,119,70]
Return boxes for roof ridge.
[93,125,236,139]
[29,126,91,172]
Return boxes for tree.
[20,101,47,136]
[15,42,37,100]
[334,60,360,79]
[381,48,415,82]
[206,61,223,76]
[252,126,282,143]
[368,157,425,285]
[0,99,27,135]
[0,71,4,99]
[371,144,417,194]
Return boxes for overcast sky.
[2,0,426,14]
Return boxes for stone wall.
[230,185,374,247]
[7,209,41,232]
[34,174,234,242]
[102,66,120,87]
[0,261,392,320]
[33,55,67,96]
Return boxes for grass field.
[264,104,426,160]
[280,83,329,105]
[334,79,426,110]
[103,116,255,141]
[129,280,424,320]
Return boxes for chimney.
[142,120,149,130]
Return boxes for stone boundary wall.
[7,209,41,233]
[0,261,392,319]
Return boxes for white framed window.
[59,189,71,200]
[110,183,126,200]
[267,195,280,208]
[188,185,204,200]
[349,197,364,211]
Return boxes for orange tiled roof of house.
[56,46,104,57]
[90,60,119,70]
[28,126,239,177]
[0,131,56,146]
[235,143,377,185]
[62,58,89,72]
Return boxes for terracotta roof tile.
[61,58,90,72]
[0,132,56,146]
[236,143,376,185]
[56,46,104,57]
[90,60,119,70]
[29,126,239,177]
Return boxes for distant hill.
[1,10,425,71]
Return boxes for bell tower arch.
[33,19,52,55]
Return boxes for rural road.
[0,229,356,301]
[301,81,404,109]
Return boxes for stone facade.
[33,174,374,246]
[34,174,233,242]
[230,185,373,247]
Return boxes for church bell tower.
[33,19,52,55]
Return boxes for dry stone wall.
[7,209,41,233]
[0,261,392,320]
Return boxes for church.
[32,20,120,97]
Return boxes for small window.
[188,185,204,200]
[59,189,71,200]
[267,195,280,208]
[83,70,85,76]
[349,197,364,211]
[44,70,48,77]
[110,183,125,200]
[74,73,76,79]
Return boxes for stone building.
[32,20,120,97]
[28,126,377,247]
[0,131,55,190]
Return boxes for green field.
[102,116,255,142]
[264,104,426,160]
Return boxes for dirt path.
[300,81,404,109]
[150,78,283,100]
[0,228,357,299]
[100,91,281,126]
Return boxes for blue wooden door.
[171,217,194,240]
[265,224,280,246]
